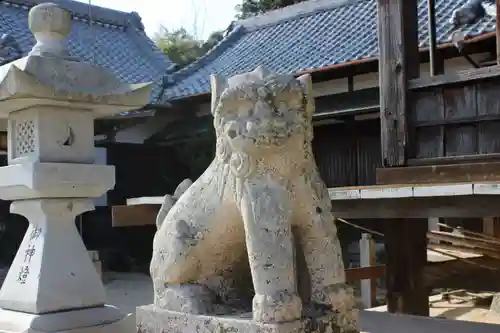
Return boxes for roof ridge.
[169,25,246,83]
[236,0,368,30]
[1,0,145,29]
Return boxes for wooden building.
[328,0,500,317]
[109,0,500,267]
[146,0,498,190]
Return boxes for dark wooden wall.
[313,118,385,246]
[411,80,500,159]
[80,143,189,272]
[0,154,26,266]
[106,143,189,205]
[313,118,381,187]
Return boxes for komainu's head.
[211,66,314,157]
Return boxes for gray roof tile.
[163,0,496,102]
[0,0,175,106]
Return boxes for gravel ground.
[0,268,153,314]
[104,272,153,313]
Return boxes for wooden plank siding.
[313,119,381,187]
[410,80,500,163]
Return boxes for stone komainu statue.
[151,66,357,329]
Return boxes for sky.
[76,0,241,40]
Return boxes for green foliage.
[154,27,224,69]
[235,0,308,19]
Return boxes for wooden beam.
[385,219,429,316]
[408,154,500,166]
[330,195,500,218]
[408,65,500,90]
[427,0,444,76]
[330,183,500,200]
[427,232,500,255]
[427,242,500,260]
[483,217,500,238]
[126,197,164,205]
[345,265,386,281]
[377,0,419,167]
[111,204,160,227]
[376,162,500,185]
[496,0,500,65]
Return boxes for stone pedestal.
[0,3,152,333]
[137,305,358,333]
[0,305,134,333]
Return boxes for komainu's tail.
[155,179,193,229]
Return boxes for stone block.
[8,107,95,164]
[137,304,359,333]
[0,305,133,333]
[0,162,115,200]
[88,251,102,279]
[490,293,500,316]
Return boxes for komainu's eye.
[237,102,254,118]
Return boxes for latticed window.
[14,120,36,157]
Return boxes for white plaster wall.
[316,53,489,95]
[113,115,176,144]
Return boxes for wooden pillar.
[496,0,500,65]
[377,0,420,167]
[427,0,444,76]
[385,219,429,316]
[483,217,500,238]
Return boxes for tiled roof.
[0,0,175,106]
[162,0,496,102]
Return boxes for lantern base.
[0,305,134,333]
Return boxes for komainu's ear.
[253,65,270,79]
[210,74,227,115]
[296,74,314,119]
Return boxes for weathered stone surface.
[156,179,193,229]
[0,4,152,121]
[0,2,152,333]
[150,66,358,332]
[0,305,134,333]
[0,162,115,200]
[0,199,105,314]
[137,304,359,333]
[490,293,500,315]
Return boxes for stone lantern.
[0,3,152,333]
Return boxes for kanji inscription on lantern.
[15,225,41,284]
[17,265,30,284]
[29,226,42,241]
[24,245,36,263]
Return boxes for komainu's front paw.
[314,284,359,332]
[252,290,302,323]
[155,283,215,314]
